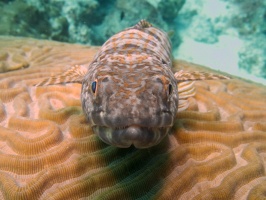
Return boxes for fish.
[35,20,230,148]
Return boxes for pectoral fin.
[34,65,87,86]
[175,70,230,111]
[174,70,230,83]
[177,81,196,111]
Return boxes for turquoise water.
[174,0,266,86]
[1,0,265,85]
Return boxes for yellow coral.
[0,36,266,199]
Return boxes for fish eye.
[91,81,97,93]
[168,84,172,95]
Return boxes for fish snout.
[93,125,169,148]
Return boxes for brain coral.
[0,36,266,200]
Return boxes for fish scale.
[35,20,230,148]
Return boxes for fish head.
[81,60,178,148]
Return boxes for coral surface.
[0,36,266,199]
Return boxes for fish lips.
[92,125,170,148]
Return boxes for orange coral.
[0,36,266,199]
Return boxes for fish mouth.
[92,125,170,148]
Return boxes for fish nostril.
[102,77,109,82]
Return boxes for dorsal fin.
[134,20,152,29]
[34,65,87,86]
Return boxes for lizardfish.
[35,20,229,148]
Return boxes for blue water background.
[1,0,265,85]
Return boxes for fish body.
[81,20,178,148]
[36,20,229,148]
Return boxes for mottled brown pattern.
[34,21,228,149]
[0,36,266,199]
[79,21,178,148]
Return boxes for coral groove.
[0,36,266,199]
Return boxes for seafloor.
[0,36,266,199]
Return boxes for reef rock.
[0,0,184,47]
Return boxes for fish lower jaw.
[92,125,170,148]
[112,125,169,130]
